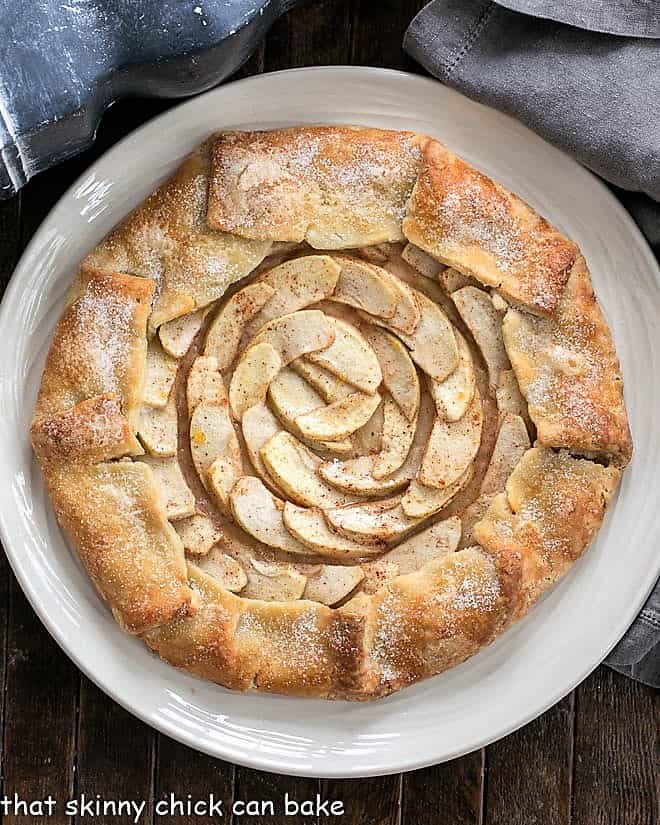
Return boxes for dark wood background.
[0,2,657,823]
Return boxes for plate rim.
[1,65,658,778]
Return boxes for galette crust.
[403,139,578,316]
[207,126,424,248]
[84,143,271,330]
[474,447,620,618]
[31,125,631,699]
[34,267,153,426]
[502,256,632,460]
[31,396,195,634]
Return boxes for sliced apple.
[491,292,508,313]
[325,499,420,544]
[361,325,420,421]
[373,398,416,479]
[187,355,227,413]
[295,391,381,442]
[360,560,400,594]
[260,431,359,508]
[229,341,282,420]
[306,317,382,394]
[143,340,178,408]
[269,367,324,420]
[486,415,531,493]
[303,565,365,606]
[138,455,195,521]
[229,476,308,555]
[241,402,285,493]
[174,513,223,555]
[427,330,476,422]
[496,368,530,425]
[240,557,307,602]
[401,468,472,518]
[138,391,178,457]
[267,368,354,453]
[358,243,402,264]
[190,399,240,484]
[339,591,372,616]
[319,454,409,495]
[204,281,275,370]
[330,256,397,318]
[419,389,483,489]
[245,255,341,336]
[381,516,461,573]
[401,243,443,280]
[320,391,435,494]
[268,367,325,432]
[460,414,530,547]
[354,401,384,455]
[372,266,421,333]
[397,291,459,382]
[195,549,248,592]
[452,285,510,390]
[207,455,241,514]
[252,309,335,366]
[158,306,207,358]
[439,267,479,293]
[290,358,354,403]
[283,503,378,559]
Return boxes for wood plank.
[155,737,234,823]
[264,0,352,71]
[321,776,402,825]
[0,195,21,819]
[350,0,428,69]
[73,676,155,824]
[2,579,78,825]
[484,694,574,825]
[572,665,658,825]
[232,770,318,825]
[403,751,485,825]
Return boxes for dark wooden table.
[0,3,657,823]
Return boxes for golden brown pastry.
[31,126,631,699]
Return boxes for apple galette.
[31,126,631,699]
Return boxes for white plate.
[0,67,658,779]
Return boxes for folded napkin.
[404,0,660,687]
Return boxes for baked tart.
[31,127,632,699]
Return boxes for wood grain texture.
[403,752,485,825]
[264,0,352,70]
[485,694,574,825]
[232,771,319,825]
[572,668,658,825]
[2,581,78,825]
[75,677,156,825]
[322,776,402,825]
[0,198,20,801]
[155,736,235,823]
[350,0,428,69]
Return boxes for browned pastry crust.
[31,396,195,634]
[403,139,578,316]
[84,144,271,330]
[502,256,632,460]
[31,126,631,699]
[207,126,424,248]
[34,267,153,426]
[474,447,621,619]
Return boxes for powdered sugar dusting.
[71,277,137,393]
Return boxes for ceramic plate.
[1,68,658,778]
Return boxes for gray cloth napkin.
[404,0,660,687]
